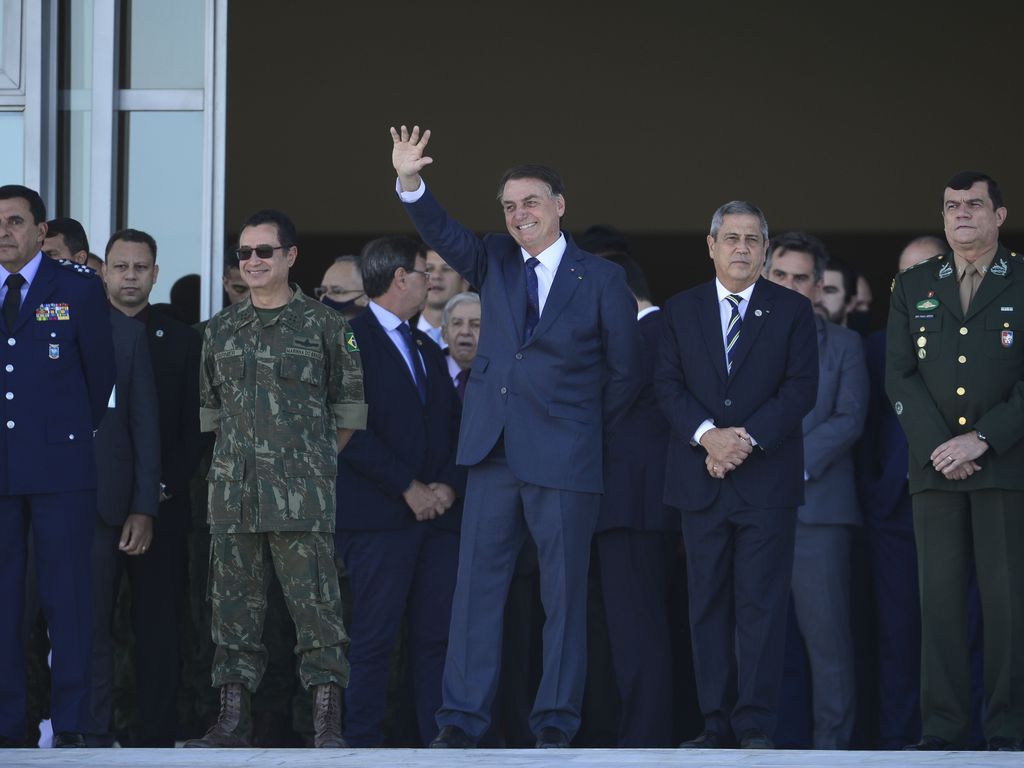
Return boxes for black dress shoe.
[990,736,1023,751]
[904,735,959,750]
[430,725,475,748]
[535,727,570,748]
[738,729,774,749]
[679,730,728,748]
[53,732,87,748]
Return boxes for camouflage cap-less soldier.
[189,208,367,750]
[200,286,366,532]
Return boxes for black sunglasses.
[236,245,286,261]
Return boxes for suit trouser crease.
[680,478,796,738]
[790,521,856,749]
[437,456,598,741]
[339,525,457,746]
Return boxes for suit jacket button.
[724,399,732,407]
[68,433,75,440]
[7,338,14,346]
[500,386,507,394]
[4,392,12,400]
[515,353,523,360]
[4,364,11,372]
[5,420,13,428]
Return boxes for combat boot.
[312,682,347,748]
[183,682,252,747]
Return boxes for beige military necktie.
[959,262,980,314]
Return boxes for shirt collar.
[715,278,756,304]
[1,251,43,284]
[520,233,566,271]
[369,300,405,332]
[954,248,997,279]
[637,305,660,321]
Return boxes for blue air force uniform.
[0,254,115,742]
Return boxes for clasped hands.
[701,427,753,480]
[403,479,456,521]
[929,431,988,480]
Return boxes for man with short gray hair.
[656,201,818,750]
[441,292,480,398]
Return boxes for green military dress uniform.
[886,245,1024,745]
[199,285,367,694]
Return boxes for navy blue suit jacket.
[655,277,819,512]
[0,255,115,495]
[404,187,642,493]
[337,306,466,532]
[597,309,678,532]
[857,329,910,523]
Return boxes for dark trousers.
[338,525,458,747]
[866,495,922,748]
[913,488,1024,744]
[437,454,599,742]
[0,491,95,741]
[679,477,796,739]
[85,504,187,747]
[595,528,676,746]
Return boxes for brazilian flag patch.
[344,330,359,352]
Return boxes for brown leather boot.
[312,682,347,748]
[183,683,252,748]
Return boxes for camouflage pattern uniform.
[200,286,366,694]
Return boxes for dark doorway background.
[225,1,1023,331]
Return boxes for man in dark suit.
[655,201,818,750]
[765,234,868,749]
[336,236,465,746]
[390,125,641,748]
[857,236,944,748]
[593,252,679,747]
[887,171,1024,752]
[103,228,204,746]
[33,218,162,746]
[0,185,116,747]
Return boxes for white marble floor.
[0,749,1019,768]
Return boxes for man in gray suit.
[765,232,868,749]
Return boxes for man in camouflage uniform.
[185,209,367,749]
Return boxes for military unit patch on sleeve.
[344,330,359,352]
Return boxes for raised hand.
[390,124,433,191]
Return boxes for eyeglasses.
[236,245,286,261]
[405,268,429,279]
[314,286,365,300]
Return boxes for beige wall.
[225,1,1023,238]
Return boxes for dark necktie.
[3,273,25,330]
[397,322,428,404]
[725,293,743,374]
[524,257,540,342]
[455,367,469,401]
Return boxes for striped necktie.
[725,293,743,373]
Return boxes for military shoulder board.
[57,259,96,276]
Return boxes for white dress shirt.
[417,314,445,348]
[692,279,757,445]
[369,301,425,385]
